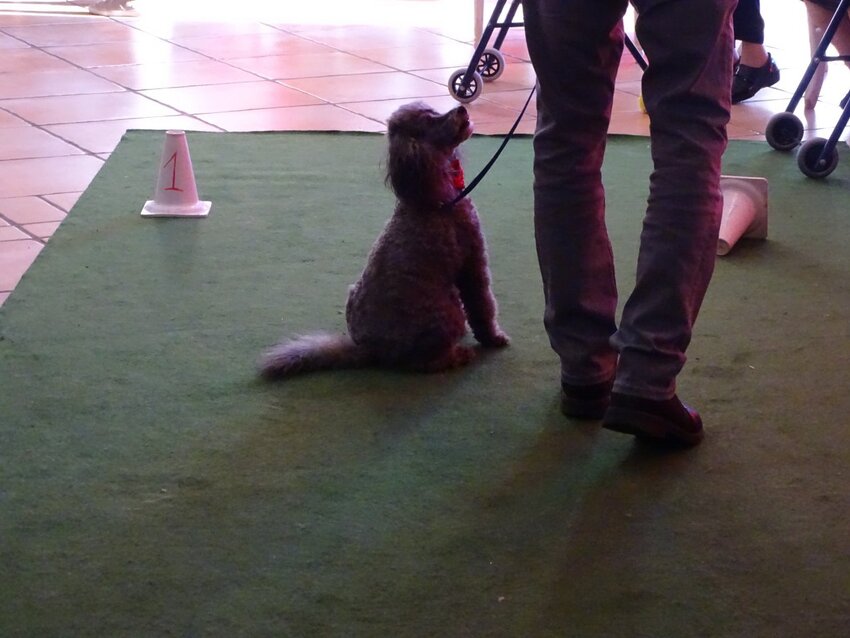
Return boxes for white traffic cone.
[717,176,768,256]
[141,130,211,218]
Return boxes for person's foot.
[602,392,704,447]
[732,53,780,104]
[560,378,613,420]
[88,0,138,17]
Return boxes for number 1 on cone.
[163,151,183,192]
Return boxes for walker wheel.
[766,112,804,151]
[797,137,839,179]
[448,69,483,104]
[477,48,505,82]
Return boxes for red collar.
[450,158,465,190]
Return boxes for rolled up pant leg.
[612,0,735,399]
[733,0,765,44]
[523,0,628,386]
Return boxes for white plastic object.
[717,176,768,256]
[141,130,211,218]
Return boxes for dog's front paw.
[479,330,510,348]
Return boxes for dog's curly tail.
[258,333,374,379]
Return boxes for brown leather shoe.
[602,392,704,447]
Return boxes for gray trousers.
[523,0,735,400]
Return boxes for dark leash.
[442,84,537,210]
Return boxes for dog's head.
[385,102,473,209]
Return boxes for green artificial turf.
[1,130,848,637]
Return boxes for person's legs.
[733,0,765,45]
[805,0,850,66]
[731,0,780,102]
[523,0,628,399]
[611,0,735,402]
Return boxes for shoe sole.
[732,67,780,104]
[602,406,704,447]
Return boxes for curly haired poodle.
[259,102,509,379]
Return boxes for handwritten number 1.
[163,152,183,192]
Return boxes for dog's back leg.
[406,344,476,373]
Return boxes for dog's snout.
[456,106,467,117]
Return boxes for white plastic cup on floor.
[717,176,768,256]
[141,130,211,218]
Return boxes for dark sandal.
[732,53,780,104]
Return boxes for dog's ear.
[385,134,443,208]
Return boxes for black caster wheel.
[448,69,483,104]
[477,48,505,82]
[797,137,839,179]
[766,112,804,151]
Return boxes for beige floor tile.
[123,18,280,40]
[616,61,645,84]
[0,127,85,160]
[0,239,44,292]
[727,121,764,140]
[0,226,29,241]
[200,104,385,132]
[356,41,480,73]
[3,20,141,46]
[140,81,324,115]
[45,38,206,68]
[227,51,392,80]
[0,109,29,129]
[612,89,644,114]
[0,156,104,198]
[730,102,787,135]
[2,92,181,125]
[465,96,532,124]
[732,133,768,143]
[293,25,453,52]
[342,95,518,127]
[173,32,335,59]
[0,196,67,224]
[43,192,83,212]
[772,69,809,96]
[283,72,444,104]
[0,12,100,28]
[414,61,535,94]
[472,119,536,136]
[91,59,259,91]
[46,116,221,154]
[0,68,123,100]
[733,86,790,105]
[792,114,849,139]
[733,99,848,135]
[608,111,651,137]
[811,84,850,108]
[796,65,850,106]
[23,221,62,239]
[0,47,79,74]
[0,32,28,49]
[805,127,850,143]
[262,0,472,31]
[616,80,642,98]
[492,38,529,61]
[477,89,539,117]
